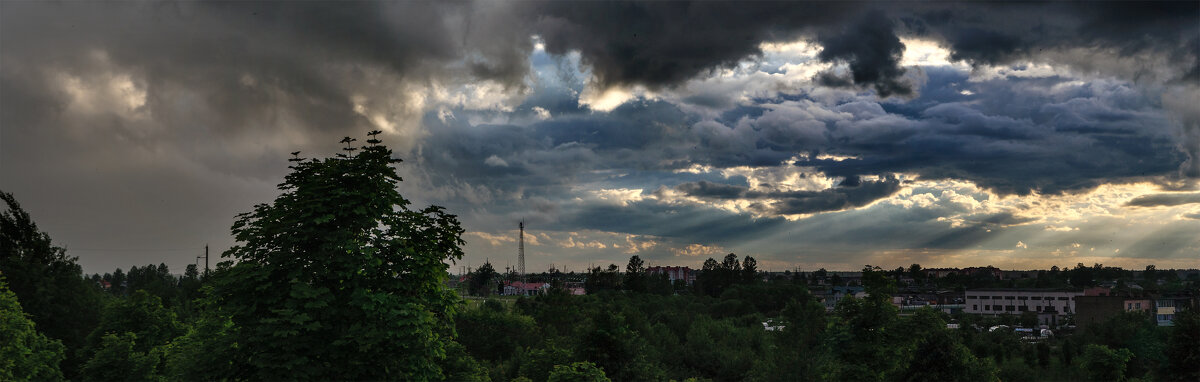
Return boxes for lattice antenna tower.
[518,220,526,282]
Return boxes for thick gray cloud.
[675,176,902,215]
[1125,193,1200,207]
[817,10,912,97]
[794,70,1184,195]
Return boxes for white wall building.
[965,289,1083,327]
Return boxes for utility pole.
[197,244,210,277]
[518,220,526,283]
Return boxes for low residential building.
[1076,296,1153,330]
[965,288,1083,327]
[817,286,866,311]
[963,266,1003,279]
[647,266,696,285]
[1155,294,1197,326]
[923,268,961,278]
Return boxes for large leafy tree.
[0,278,65,381]
[1080,344,1135,382]
[0,191,102,377]
[205,133,467,380]
[468,261,498,297]
[79,290,184,380]
[1165,309,1200,381]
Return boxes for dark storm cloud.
[412,99,699,197]
[907,2,1199,72]
[1124,193,1200,207]
[675,175,902,215]
[525,2,1197,99]
[529,2,860,89]
[0,1,534,177]
[795,73,1185,196]
[816,10,912,97]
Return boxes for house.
[647,266,696,285]
[965,288,1084,327]
[962,266,1003,279]
[502,281,550,296]
[1155,294,1198,326]
[1075,296,1153,330]
[817,286,866,311]
[923,268,961,278]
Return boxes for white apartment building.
[965,289,1084,327]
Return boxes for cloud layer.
[2,1,1198,273]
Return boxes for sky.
[2,1,1198,275]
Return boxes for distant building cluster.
[451,262,1199,328]
[647,266,696,285]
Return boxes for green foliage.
[826,267,912,381]
[1019,311,1039,328]
[0,278,64,381]
[455,303,538,361]
[684,316,765,380]
[897,309,998,382]
[585,264,622,293]
[578,309,663,381]
[548,361,611,382]
[1037,342,1051,368]
[1077,310,1166,379]
[469,262,499,297]
[750,296,830,381]
[80,332,164,382]
[696,253,758,297]
[517,342,575,381]
[741,256,758,283]
[441,341,491,382]
[161,309,238,381]
[1081,344,1135,382]
[1165,309,1200,381]
[0,191,102,377]
[201,135,467,380]
[81,291,184,366]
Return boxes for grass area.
[462,295,522,310]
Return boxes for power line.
[64,246,205,252]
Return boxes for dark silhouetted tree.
[742,255,758,283]
[201,134,467,380]
[1081,344,1134,382]
[1165,309,1200,381]
[469,262,498,297]
[624,255,646,293]
[0,278,64,380]
[0,191,102,378]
